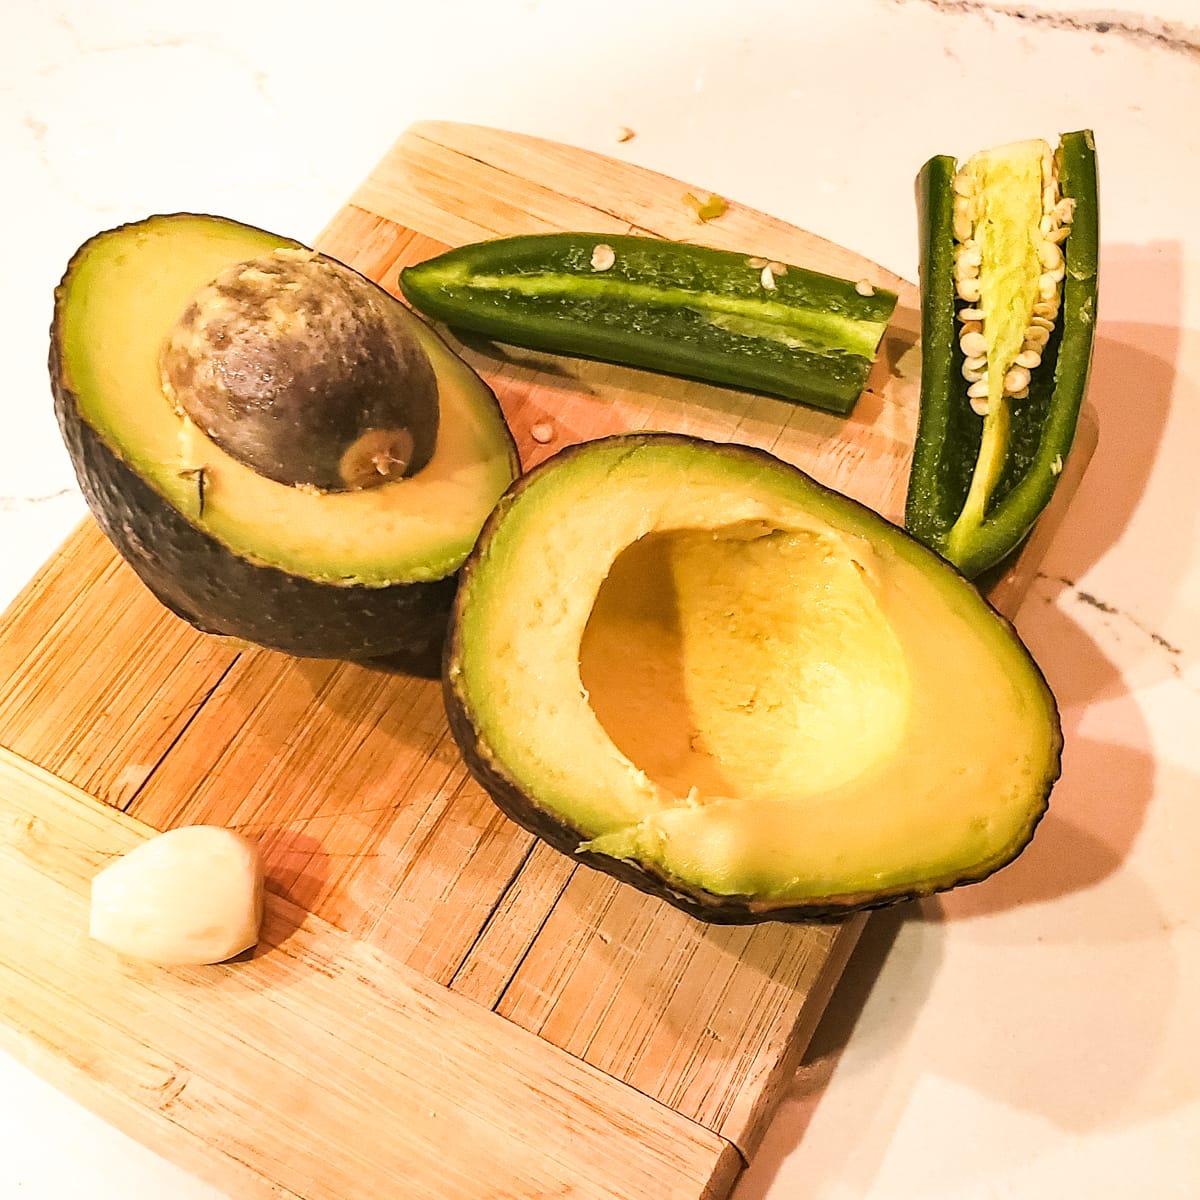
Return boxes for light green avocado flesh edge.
[58,215,517,585]
[455,438,1060,902]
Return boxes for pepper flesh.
[905,130,1098,578]
[400,233,897,415]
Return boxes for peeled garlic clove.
[90,825,264,966]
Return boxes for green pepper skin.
[905,130,1099,578]
[906,153,967,550]
[400,234,897,415]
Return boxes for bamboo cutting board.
[0,123,1094,1199]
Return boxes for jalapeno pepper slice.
[400,233,897,415]
[905,130,1098,579]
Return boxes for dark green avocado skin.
[441,432,1057,925]
[52,338,457,663]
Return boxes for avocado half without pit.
[445,434,1061,922]
[50,214,518,661]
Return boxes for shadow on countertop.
[733,239,1198,1197]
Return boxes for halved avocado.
[51,214,519,661]
[444,434,1061,922]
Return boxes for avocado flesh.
[447,434,1061,919]
[56,214,517,586]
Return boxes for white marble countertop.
[2,1,1198,1196]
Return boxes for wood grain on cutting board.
[0,122,1092,1199]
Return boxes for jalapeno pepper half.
[905,130,1099,579]
[400,233,897,415]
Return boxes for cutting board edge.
[347,119,916,296]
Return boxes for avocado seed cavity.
[160,248,439,491]
[579,521,911,802]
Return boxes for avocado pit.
[160,248,439,492]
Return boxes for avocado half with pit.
[50,214,518,660]
[445,434,1061,922]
